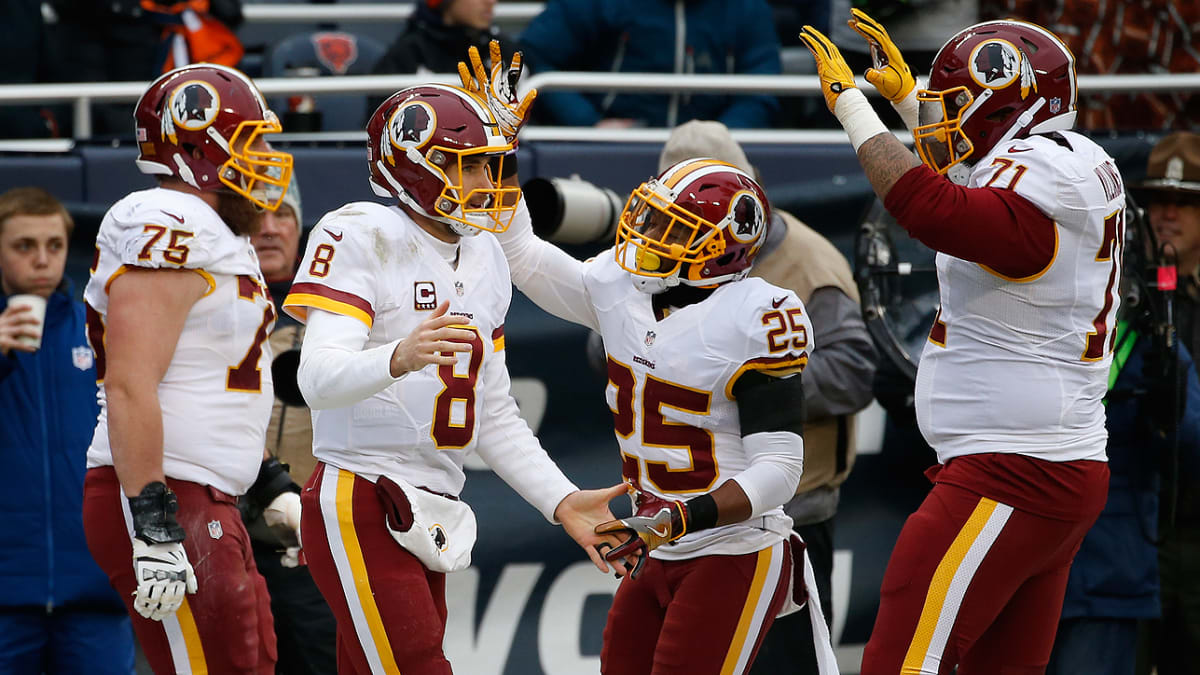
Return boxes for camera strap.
[1106,319,1138,395]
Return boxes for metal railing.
[241,2,543,23]
[2,71,1199,141]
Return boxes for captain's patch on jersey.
[414,281,437,310]
[169,80,220,131]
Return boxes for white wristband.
[891,88,920,133]
[834,88,890,152]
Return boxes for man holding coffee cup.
[0,186,136,673]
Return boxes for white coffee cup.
[7,294,46,350]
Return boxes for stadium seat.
[264,31,388,131]
[0,154,85,202]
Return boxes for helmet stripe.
[661,158,749,190]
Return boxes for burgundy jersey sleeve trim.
[884,165,1057,281]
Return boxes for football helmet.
[914,20,1077,184]
[134,64,293,211]
[614,159,770,293]
[366,84,518,237]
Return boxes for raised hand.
[847,8,916,103]
[798,25,859,113]
[390,301,476,377]
[458,40,537,141]
[555,483,636,577]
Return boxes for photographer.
[1047,193,1200,673]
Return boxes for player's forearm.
[495,199,600,331]
[105,381,167,498]
[856,131,922,202]
[297,310,401,410]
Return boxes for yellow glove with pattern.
[458,40,537,142]
[847,8,916,103]
[798,25,858,113]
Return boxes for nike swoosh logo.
[1007,145,1033,153]
[325,228,344,241]
[161,211,184,224]
[772,296,787,309]
[647,525,668,538]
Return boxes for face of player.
[251,204,300,282]
[0,213,68,298]
[454,155,495,209]
[444,0,495,31]
[1149,192,1200,272]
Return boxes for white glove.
[264,491,302,544]
[131,538,198,621]
[280,546,301,569]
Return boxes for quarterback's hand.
[847,8,915,103]
[555,483,635,577]
[595,502,686,579]
[131,538,197,621]
[798,25,858,113]
[390,301,476,376]
[458,40,537,141]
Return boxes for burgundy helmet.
[366,84,517,236]
[134,64,293,210]
[914,20,1077,183]
[614,158,770,292]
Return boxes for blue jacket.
[1060,335,1200,620]
[518,0,781,128]
[0,286,123,611]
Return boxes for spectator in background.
[0,187,135,674]
[0,0,57,138]
[518,0,781,128]
[651,120,877,673]
[1139,131,1200,675]
[370,0,514,119]
[240,178,339,675]
[1047,168,1200,671]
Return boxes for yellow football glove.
[847,8,916,103]
[798,25,858,114]
[457,40,537,141]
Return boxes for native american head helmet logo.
[727,191,766,244]
[168,81,220,131]
[388,100,435,151]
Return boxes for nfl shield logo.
[644,331,656,347]
[455,281,465,297]
[1049,97,1061,114]
[208,520,223,540]
[71,346,94,371]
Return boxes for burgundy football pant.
[860,458,1109,675]
[82,466,276,674]
[301,462,452,675]
[601,539,792,675]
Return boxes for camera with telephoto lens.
[522,175,625,244]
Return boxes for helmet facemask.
[913,86,979,178]
[221,114,294,211]
[614,180,726,283]
[424,147,520,236]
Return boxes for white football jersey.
[915,131,1127,464]
[86,188,275,496]
[582,254,812,559]
[283,203,517,497]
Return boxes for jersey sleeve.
[109,203,242,272]
[283,205,382,330]
[723,286,813,399]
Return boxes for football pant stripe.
[176,598,209,673]
[901,497,1013,674]
[720,541,785,675]
[321,465,401,675]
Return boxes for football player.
[800,13,1124,674]
[282,81,629,673]
[459,43,839,675]
[80,64,294,673]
